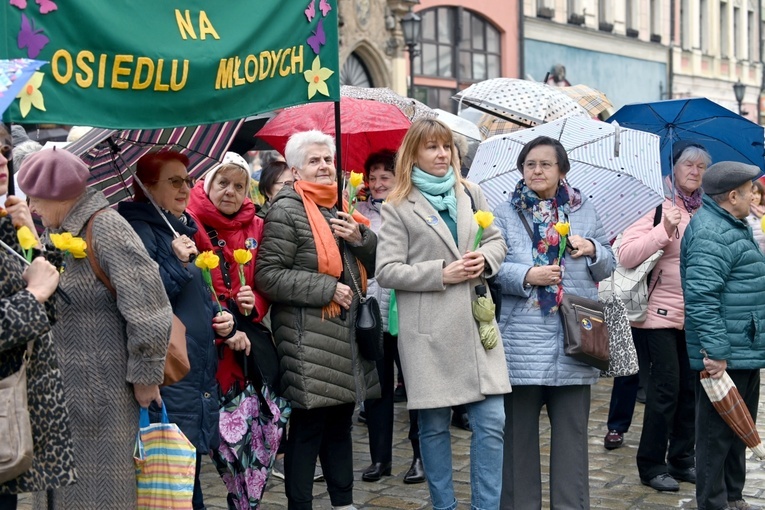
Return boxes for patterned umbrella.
[340,85,435,122]
[477,113,527,139]
[558,84,614,118]
[700,369,765,459]
[66,121,243,204]
[453,78,590,128]
[467,116,664,239]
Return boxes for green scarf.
[411,166,458,223]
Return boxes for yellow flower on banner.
[349,171,364,188]
[17,226,37,251]
[553,222,570,236]
[16,72,46,118]
[194,250,220,270]
[233,249,252,265]
[474,211,495,229]
[304,56,334,99]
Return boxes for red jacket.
[187,182,269,392]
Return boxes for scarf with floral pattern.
[511,179,581,316]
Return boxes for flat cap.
[702,161,761,195]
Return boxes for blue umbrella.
[609,97,765,175]
[0,58,46,117]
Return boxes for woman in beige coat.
[376,118,510,510]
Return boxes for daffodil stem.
[472,227,484,251]
[238,266,250,316]
[24,248,33,263]
[202,269,222,313]
[558,237,567,261]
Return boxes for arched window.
[340,52,373,88]
[414,7,501,82]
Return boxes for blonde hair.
[388,118,464,204]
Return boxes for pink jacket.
[618,198,692,330]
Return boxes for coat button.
[203,392,211,398]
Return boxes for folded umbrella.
[472,285,499,350]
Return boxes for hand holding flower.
[212,311,235,337]
[235,285,255,316]
[233,248,253,315]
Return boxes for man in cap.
[681,161,765,510]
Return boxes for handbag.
[599,277,639,377]
[598,207,663,322]
[134,404,196,510]
[86,211,190,386]
[343,249,383,362]
[0,341,34,484]
[559,294,610,371]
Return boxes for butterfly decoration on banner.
[301,0,334,100]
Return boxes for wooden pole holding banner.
[335,100,343,209]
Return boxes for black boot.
[361,461,392,482]
[403,457,425,484]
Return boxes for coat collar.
[701,195,749,229]
[58,188,110,236]
[407,182,473,259]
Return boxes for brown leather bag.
[85,210,190,386]
[559,294,610,371]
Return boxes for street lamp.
[400,8,422,99]
[733,80,747,116]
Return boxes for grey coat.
[375,181,511,410]
[494,193,615,386]
[254,187,380,410]
[37,189,172,510]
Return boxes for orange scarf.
[294,180,371,319]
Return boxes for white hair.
[13,140,43,171]
[284,130,335,169]
[66,126,92,143]
[675,146,711,168]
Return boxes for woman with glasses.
[494,135,614,509]
[256,160,293,219]
[119,151,236,510]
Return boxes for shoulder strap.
[463,186,477,213]
[653,204,662,227]
[517,210,533,241]
[86,209,116,298]
[203,225,232,291]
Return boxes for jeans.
[695,369,760,510]
[419,395,505,510]
[636,328,695,481]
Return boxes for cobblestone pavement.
[18,375,765,509]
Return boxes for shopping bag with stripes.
[134,404,196,510]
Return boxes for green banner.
[1,0,340,128]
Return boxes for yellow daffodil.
[553,222,570,236]
[194,250,220,270]
[349,171,364,188]
[304,56,334,99]
[472,210,495,251]
[17,226,37,251]
[233,249,252,265]
[554,222,570,261]
[474,211,495,229]
[50,232,87,259]
[16,72,46,118]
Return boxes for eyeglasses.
[166,176,195,189]
[274,180,294,187]
[523,161,557,171]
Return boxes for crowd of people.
[0,114,764,510]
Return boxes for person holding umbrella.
[680,161,765,510]
[254,130,379,510]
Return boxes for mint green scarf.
[411,166,458,223]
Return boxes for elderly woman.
[256,160,292,219]
[494,135,615,509]
[746,179,765,253]
[376,119,510,510]
[118,151,236,510]
[0,126,75,510]
[16,148,173,510]
[185,151,276,506]
[255,130,378,510]
[615,141,711,493]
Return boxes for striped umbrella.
[66,121,243,204]
[467,116,664,239]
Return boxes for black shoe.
[451,412,470,431]
[393,384,407,403]
[636,388,647,404]
[604,430,624,450]
[641,473,679,492]
[403,458,425,484]
[668,465,696,484]
[361,461,392,482]
[357,406,367,424]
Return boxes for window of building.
[734,6,741,58]
[599,0,614,31]
[340,53,373,87]
[747,9,755,61]
[413,86,454,112]
[720,1,729,58]
[680,0,691,49]
[626,0,637,30]
[650,0,661,39]
[415,7,501,82]
[700,0,709,53]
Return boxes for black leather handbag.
[343,250,384,361]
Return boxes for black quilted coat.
[255,188,380,410]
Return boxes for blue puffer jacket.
[119,202,221,453]
[494,193,615,386]
[680,195,765,371]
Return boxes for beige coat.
[376,181,511,409]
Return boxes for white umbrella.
[433,108,482,141]
[467,116,665,239]
[453,78,590,128]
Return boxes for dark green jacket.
[254,187,380,409]
[680,195,765,371]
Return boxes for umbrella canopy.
[255,97,411,172]
[433,108,481,141]
[609,97,765,175]
[0,58,46,117]
[467,116,665,239]
[477,113,528,139]
[341,85,435,122]
[453,78,590,128]
[66,121,243,204]
[558,84,614,118]
[700,369,765,459]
